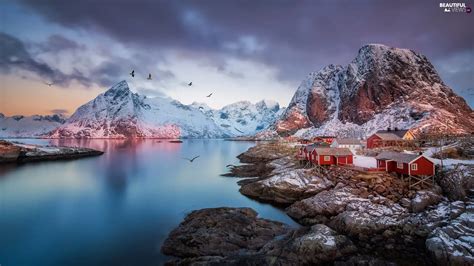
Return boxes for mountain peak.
[105,80,130,92]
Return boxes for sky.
[0,0,473,116]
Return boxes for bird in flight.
[198,106,204,110]
[147,73,152,80]
[206,93,213,98]
[183,155,200,163]
[130,70,135,77]
[188,82,193,86]
[234,127,244,133]
[44,82,54,87]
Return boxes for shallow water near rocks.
[0,139,298,266]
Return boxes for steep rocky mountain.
[271,44,474,138]
[0,113,66,138]
[45,81,282,138]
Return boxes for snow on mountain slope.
[0,114,65,138]
[192,100,284,136]
[269,44,474,138]
[47,81,226,138]
[45,81,282,138]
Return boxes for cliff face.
[272,44,473,138]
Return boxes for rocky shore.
[0,140,104,163]
[163,142,474,265]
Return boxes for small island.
[0,140,104,163]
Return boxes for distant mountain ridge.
[0,114,66,138]
[264,44,474,138]
[37,81,283,138]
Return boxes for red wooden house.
[366,129,414,149]
[311,147,353,166]
[375,151,435,177]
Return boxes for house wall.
[318,154,336,165]
[394,162,409,175]
[377,159,386,168]
[367,134,381,149]
[337,155,353,165]
[347,155,353,164]
[410,157,434,176]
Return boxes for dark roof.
[314,147,353,156]
[376,129,409,138]
[334,138,361,145]
[376,151,420,164]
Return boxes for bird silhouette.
[188,82,193,86]
[198,106,204,109]
[44,82,54,87]
[183,155,200,162]
[147,73,152,80]
[130,70,135,77]
[206,93,213,98]
[234,127,244,133]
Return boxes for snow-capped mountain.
[0,113,66,138]
[191,100,284,136]
[269,44,474,138]
[45,81,282,138]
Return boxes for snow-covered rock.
[192,99,284,136]
[425,202,473,265]
[269,44,474,138]
[47,81,282,138]
[0,113,66,138]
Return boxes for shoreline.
[162,141,474,265]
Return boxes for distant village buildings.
[330,138,363,149]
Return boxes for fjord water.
[0,139,297,266]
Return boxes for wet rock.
[161,207,289,258]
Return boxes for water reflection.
[0,139,297,266]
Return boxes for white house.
[331,138,363,149]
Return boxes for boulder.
[161,207,289,258]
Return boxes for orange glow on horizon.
[0,74,103,116]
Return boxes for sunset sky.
[1,0,473,116]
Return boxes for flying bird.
[44,82,54,87]
[147,73,152,80]
[183,155,200,163]
[206,93,213,98]
[234,127,244,133]
[130,70,135,77]
[188,82,193,86]
[198,106,204,110]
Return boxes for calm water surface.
[0,139,298,266]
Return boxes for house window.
[411,163,418,171]
[397,162,403,169]
[324,156,330,161]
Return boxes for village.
[294,127,473,190]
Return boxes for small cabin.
[375,151,435,177]
[331,138,362,149]
[366,128,413,149]
[310,147,353,166]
